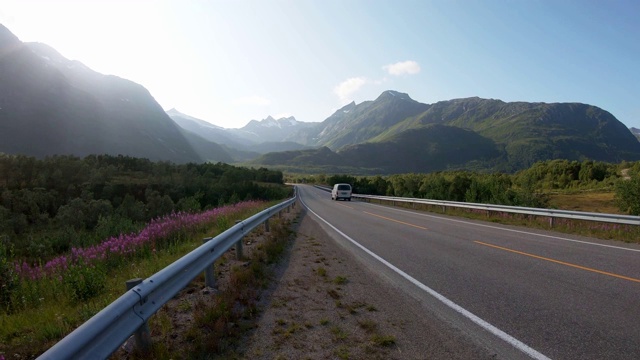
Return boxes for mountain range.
[248,91,640,173]
[165,109,312,159]
[1,24,639,174]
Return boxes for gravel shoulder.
[239,205,494,359]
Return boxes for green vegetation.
[370,334,396,347]
[333,276,348,285]
[290,159,640,215]
[0,153,287,262]
[615,162,640,215]
[1,200,271,357]
[0,153,292,357]
[178,216,294,359]
[316,267,327,277]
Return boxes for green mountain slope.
[339,125,503,173]
[369,97,640,171]
[309,91,430,149]
[254,147,341,166]
[250,125,502,174]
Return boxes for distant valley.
[2,23,640,174]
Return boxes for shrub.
[64,262,107,303]
[0,241,19,312]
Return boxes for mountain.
[177,127,234,163]
[0,24,203,163]
[167,110,313,157]
[226,115,317,144]
[339,124,502,173]
[631,127,640,141]
[250,141,312,154]
[166,108,249,150]
[379,97,640,170]
[303,91,430,150]
[252,125,501,174]
[250,91,640,173]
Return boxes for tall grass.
[0,200,270,358]
[384,200,640,243]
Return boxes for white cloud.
[333,77,368,103]
[383,60,421,76]
[232,96,271,106]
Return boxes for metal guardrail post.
[235,220,243,260]
[125,279,151,352]
[549,217,554,228]
[265,218,270,232]
[202,238,216,288]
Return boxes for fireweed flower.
[14,201,263,280]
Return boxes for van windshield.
[337,185,351,190]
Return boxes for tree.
[615,176,640,215]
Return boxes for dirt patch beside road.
[239,206,493,359]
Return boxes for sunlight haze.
[1,0,638,129]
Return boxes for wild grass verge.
[367,198,640,243]
[126,209,297,359]
[0,200,276,359]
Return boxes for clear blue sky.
[2,0,639,129]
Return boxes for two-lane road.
[297,185,640,359]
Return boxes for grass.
[330,326,349,341]
[156,210,296,359]
[547,191,622,214]
[371,334,396,347]
[371,193,640,243]
[284,323,302,337]
[316,267,327,277]
[0,201,280,358]
[335,345,351,359]
[358,319,378,332]
[333,276,348,285]
[327,289,341,299]
[343,301,366,315]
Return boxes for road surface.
[297,184,640,359]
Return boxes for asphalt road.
[296,184,640,359]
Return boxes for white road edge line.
[365,201,640,253]
[300,195,551,360]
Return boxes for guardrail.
[38,193,297,359]
[315,185,640,226]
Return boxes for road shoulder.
[240,207,494,359]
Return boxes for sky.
[1,0,639,129]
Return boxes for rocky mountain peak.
[377,90,413,101]
[0,24,21,47]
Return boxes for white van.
[331,183,352,201]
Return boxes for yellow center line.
[363,211,428,230]
[475,241,640,284]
